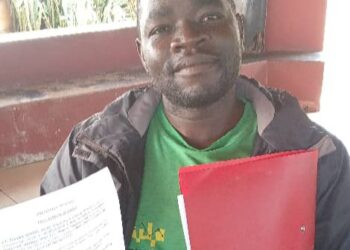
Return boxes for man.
[41,0,350,249]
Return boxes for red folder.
[179,150,318,250]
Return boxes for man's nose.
[170,21,209,54]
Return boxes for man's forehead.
[139,0,227,21]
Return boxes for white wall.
[309,0,350,150]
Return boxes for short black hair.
[136,0,236,37]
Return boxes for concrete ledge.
[0,70,149,168]
[0,26,142,88]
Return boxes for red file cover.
[179,150,318,250]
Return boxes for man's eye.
[150,25,170,36]
[201,14,222,23]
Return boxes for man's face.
[137,0,242,108]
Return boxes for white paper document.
[0,168,124,250]
[177,195,191,250]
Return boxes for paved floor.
[0,160,51,210]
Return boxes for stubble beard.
[152,50,241,109]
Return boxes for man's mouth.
[173,55,219,77]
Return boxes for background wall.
[0,0,331,168]
[309,0,350,149]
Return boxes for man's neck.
[162,87,244,149]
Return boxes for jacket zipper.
[77,134,125,171]
[76,134,133,192]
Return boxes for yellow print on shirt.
[132,222,166,248]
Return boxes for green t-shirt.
[128,101,257,250]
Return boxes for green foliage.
[10,0,45,31]
[42,0,67,29]
[123,0,136,21]
[9,0,136,32]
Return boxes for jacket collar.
[236,76,335,157]
[76,76,335,160]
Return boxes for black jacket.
[41,76,350,249]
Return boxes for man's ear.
[135,38,149,73]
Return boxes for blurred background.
[0,0,136,33]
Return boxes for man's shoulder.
[70,85,160,141]
[73,86,146,128]
[237,75,300,111]
[237,76,344,155]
